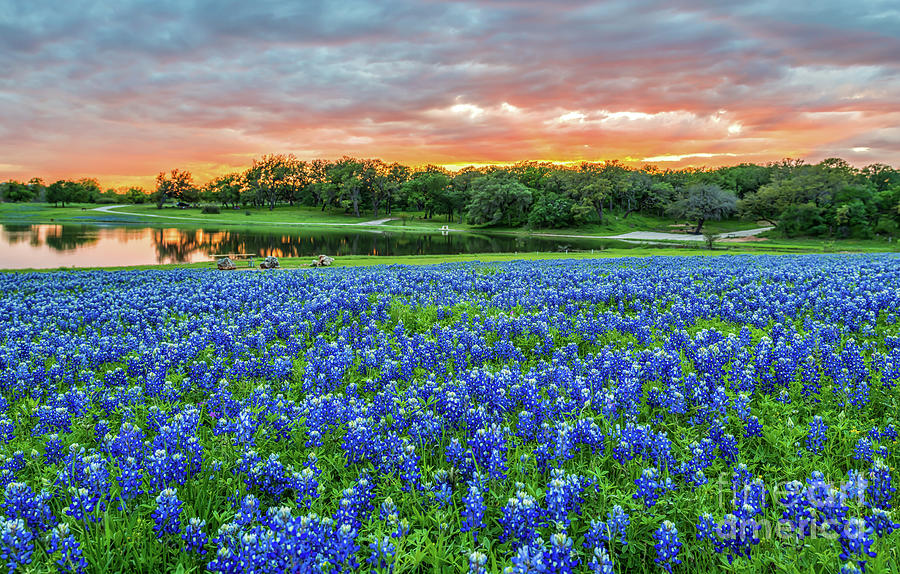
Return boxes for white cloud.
[556,111,587,123]
[448,103,485,119]
[642,152,739,162]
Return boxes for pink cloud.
[0,0,897,188]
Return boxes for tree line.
[3,155,899,237]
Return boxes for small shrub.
[201,205,220,214]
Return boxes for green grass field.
[4,244,898,274]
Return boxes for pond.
[0,223,629,269]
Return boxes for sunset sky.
[1,0,899,189]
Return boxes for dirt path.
[530,227,774,243]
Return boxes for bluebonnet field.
[0,254,898,573]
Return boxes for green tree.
[777,203,827,237]
[1,180,35,202]
[97,188,123,204]
[155,169,196,208]
[466,172,533,227]
[739,183,793,225]
[205,174,242,207]
[125,187,147,204]
[28,177,46,202]
[328,157,367,217]
[403,169,452,220]
[528,191,574,228]
[47,180,72,206]
[78,178,102,203]
[862,163,900,192]
[246,154,307,210]
[718,164,770,198]
[381,162,410,216]
[666,183,737,234]
[571,176,613,224]
[367,160,408,218]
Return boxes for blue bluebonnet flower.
[585,505,630,552]
[867,459,895,510]
[717,513,762,563]
[296,466,319,509]
[380,497,397,522]
[65,488,101,523]
[634,468,672,509]
[499,490,542,547]
[146,449,182,492]
[94,420,110,444]
[716,433,739,464]
[461,485,486,537]
[653,521,682,574]
[334,488,363,531]
[504,539,546,574]
[865,507,899,538]
[744,416,763,438]
[0,417,15,444]
[242,452,303,501]
[588,546,614,574]
[471,424,508,481]
[854,438,874,463]
[696,513,720,547]
[152,488,184,538]
[733,477,768,519]
[234,493,260,527]
[544,470,590,527]
[46,523,87,574]
[838,517,877,573]
[367,536,395,571]
[805,471,850,532]
[468,550,488,574]
[44,434,64,466]
[182,517,208,555]
[800,355,821,402]
[3,482,56,532]
[732,393,750,420]
[779,480,812,539]
[805,416,827,454]
[399,440,421,491]
[390,517,410,539]
[0,518,33,572]
[116,456,143,508]
[533,531,576,574]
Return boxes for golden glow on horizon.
[86,152,826,189]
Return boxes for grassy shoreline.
[0,202,767,236]
[3,247,898,274]
[1,203,897,273]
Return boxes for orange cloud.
[0,1,897,188]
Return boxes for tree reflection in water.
[0,224,628,268]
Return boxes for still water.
[0,224,625,269]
